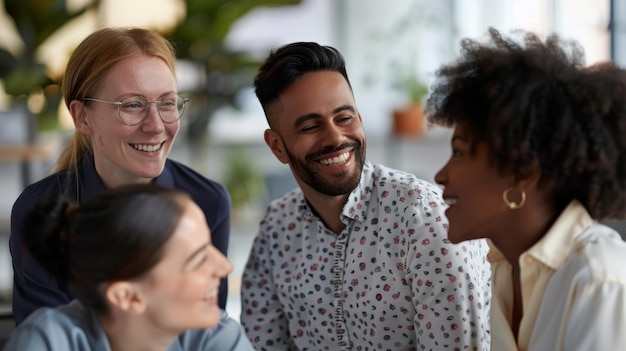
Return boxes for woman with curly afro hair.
[428,28,626,350]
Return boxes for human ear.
[105,282,147,314]
[514,159,541,190]
[264,129,289,164]
[69,100,93,136]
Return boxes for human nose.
[206,246,233,278]
[320,122,346,148]
[434,161,448,186]
[140,103,165,133]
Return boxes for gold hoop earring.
[503,188,526,210]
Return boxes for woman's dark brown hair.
[22,184,190,314]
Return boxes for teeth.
[319,152,349,165]
[132,143,162,152]
[444,198,458,206]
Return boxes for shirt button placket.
[333,231,350,350]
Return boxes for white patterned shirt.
[241,161,491,351]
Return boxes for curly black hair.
[426,28,626,220]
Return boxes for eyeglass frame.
[82,94,189,126]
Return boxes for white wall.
[222,0,610,139]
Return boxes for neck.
[302,189,349,235]
[98,313,178,351]
[490,204,557,266]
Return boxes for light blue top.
[3,300,253,351]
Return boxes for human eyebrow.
[333,105,357,115]
[184,242,209,268]
[451,134,469,145]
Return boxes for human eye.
[189,253,208,270]
[450,141,465,158]
[299,123,319,133]
[337,115,354,124]
[194,255,208,269]
[158,96,177,111]
[120,97,146,112]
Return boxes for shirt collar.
[297,160,374,225]
[79,156,173,200]
[79,155,106,200]
[341,160,374,223]
[525,200,592,269]
[488,200,593,269]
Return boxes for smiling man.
[240,42,492,351]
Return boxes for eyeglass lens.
[118,95,186,125]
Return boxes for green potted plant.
[389,51,429,138]
[360,1,442,138]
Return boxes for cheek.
[165,122,180,137]
[89,125,112,150]
[463,179,507,223]
[173,273,211,299]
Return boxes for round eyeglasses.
[82,95,189,126]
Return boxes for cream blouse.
[489,200,626,350]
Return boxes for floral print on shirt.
[241,161,491,351]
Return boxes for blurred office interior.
[0,0,624,341]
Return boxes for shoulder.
[165,159,227,192]
[177,311,253,350]
[164,159,230,205]
[367,163,443,201]
[5,301,99,349]
[13,172,65,211]
[11,172,66,233]
[264,187,305,215]
[569,223,626,282]
[256,189,306,237]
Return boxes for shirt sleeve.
[406,189,491,351]
[240,219,297,351]
[10,190,73,325]
[561,273,626,350]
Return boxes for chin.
[135,167,165,179]
[446,228,468,244]
[193,312,222,330]
[447,235,464,244]
[448,227,484,244]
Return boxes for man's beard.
[286,141,365,196]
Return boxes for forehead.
[452,122,471,139]
[100,56,176,96]
[160,200,210,259]
[268,71,354,123]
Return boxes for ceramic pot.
[392,102,425,137]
